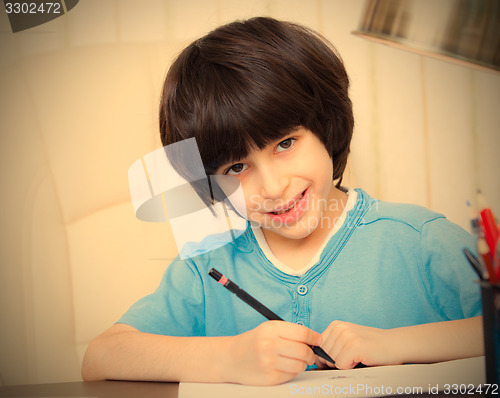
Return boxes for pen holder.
[480,281,500,385]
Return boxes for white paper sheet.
[179,356,487,398]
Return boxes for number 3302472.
[5,2,62,14]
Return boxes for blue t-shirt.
[118,189,481,336]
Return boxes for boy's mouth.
[270,191,306,215]
[266,189,309,224]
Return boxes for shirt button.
[297,285,308,295]
[296,321,304,326]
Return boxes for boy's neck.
[261,186,348,270]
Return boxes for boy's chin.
[262,222,319,241]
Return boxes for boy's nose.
[258,169,289,200]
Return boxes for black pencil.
[463,248,486,281]
[208,268,335,365]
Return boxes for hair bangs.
[194,60,301,175]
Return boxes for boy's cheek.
[245,195,270,216]
[212,175,249,218]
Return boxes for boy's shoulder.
[356,189,445,232]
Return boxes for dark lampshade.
[352,0,500,73]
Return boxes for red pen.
[477,190,499,259]
[495,239,500,281]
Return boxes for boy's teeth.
[272,192,304,215]
[274,202,296,215]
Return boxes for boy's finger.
[277,322,322,346]
[274,338,316,364]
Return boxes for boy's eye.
[276,138,296,152]
[225,163,248,175]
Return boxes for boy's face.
[216,127,338,241]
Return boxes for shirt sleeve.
[117,257,206,336]
[420,217,482,320]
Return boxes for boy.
[82,17,483,386]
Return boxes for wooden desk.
[0,380,178,398]
[0,380,489,398]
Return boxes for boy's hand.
[226,321,321,385]
[315,321,398,370]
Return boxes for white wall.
[0,0,498,385]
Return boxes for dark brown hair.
[159,16,353,187]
